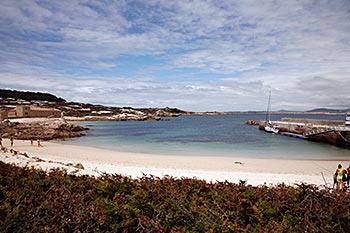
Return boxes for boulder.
[245,120,260,125]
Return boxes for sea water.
[61,113,350,160]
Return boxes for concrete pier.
[257,118,350,148]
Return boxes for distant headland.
[0,89,193,121]
[0,89,196,140]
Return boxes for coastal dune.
[1,139,348,187]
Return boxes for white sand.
[1,139,349,187]
[8,117,60,123]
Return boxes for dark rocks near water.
[65,162,85,170]
[0,120,88,140]
[245,120,260,125]
[307,131,350,148]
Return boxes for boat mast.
[266,90,271,122]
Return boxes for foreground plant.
[0,162,349,232]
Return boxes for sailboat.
[264,91,279,134]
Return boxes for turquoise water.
[61,113,350,160]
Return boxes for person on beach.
[30,139,33,145]
[343,169,348,191]
[335,164,345,191]
[37,138,43,147]
[333,173,338,189]
[10,137,14,147]
[347,165,350,187]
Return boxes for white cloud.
[0,0,349,111]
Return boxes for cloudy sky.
[0,0,349,111]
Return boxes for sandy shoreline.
[1,139,349,187]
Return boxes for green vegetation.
[0,89,65,102]
[0,161,349,232]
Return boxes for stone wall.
[280,118,345,126]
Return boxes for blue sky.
[0,0,349,111]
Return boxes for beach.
[1,138,348,187]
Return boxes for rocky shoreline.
[0,119,88,140]
[64,108,183,121]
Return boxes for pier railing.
[304,126,350,137]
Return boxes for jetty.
[304,126,350,137]
[256,118,350,148]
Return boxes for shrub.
[0,162,349,232]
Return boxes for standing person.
[335,164,345,191]
[37,138,43,147]
[333,173,338,190]
[30,139,33,145]
[0,137,2,147]
[343,169,348,191]
[347,165,350,188]
[10,137,14,147]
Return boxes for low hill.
[0,89,191,120]
[0,89,66,102]
[307,108,350,113]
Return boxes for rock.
[74,163,84,169]
[308,131,339,145]
[245,120,260,125]
[0,120,88,140]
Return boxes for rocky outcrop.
[63,106,191,120]
[65,107,186,122]
[0,120,88,140]
[308,131,338,144]
[307,131,350,148]
[66,115,160,122]
[245,120,260,125]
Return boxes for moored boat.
[264,91,279,134]
[264,122,279,134]
[345,112,350,126]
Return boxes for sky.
[0,0,349,111]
